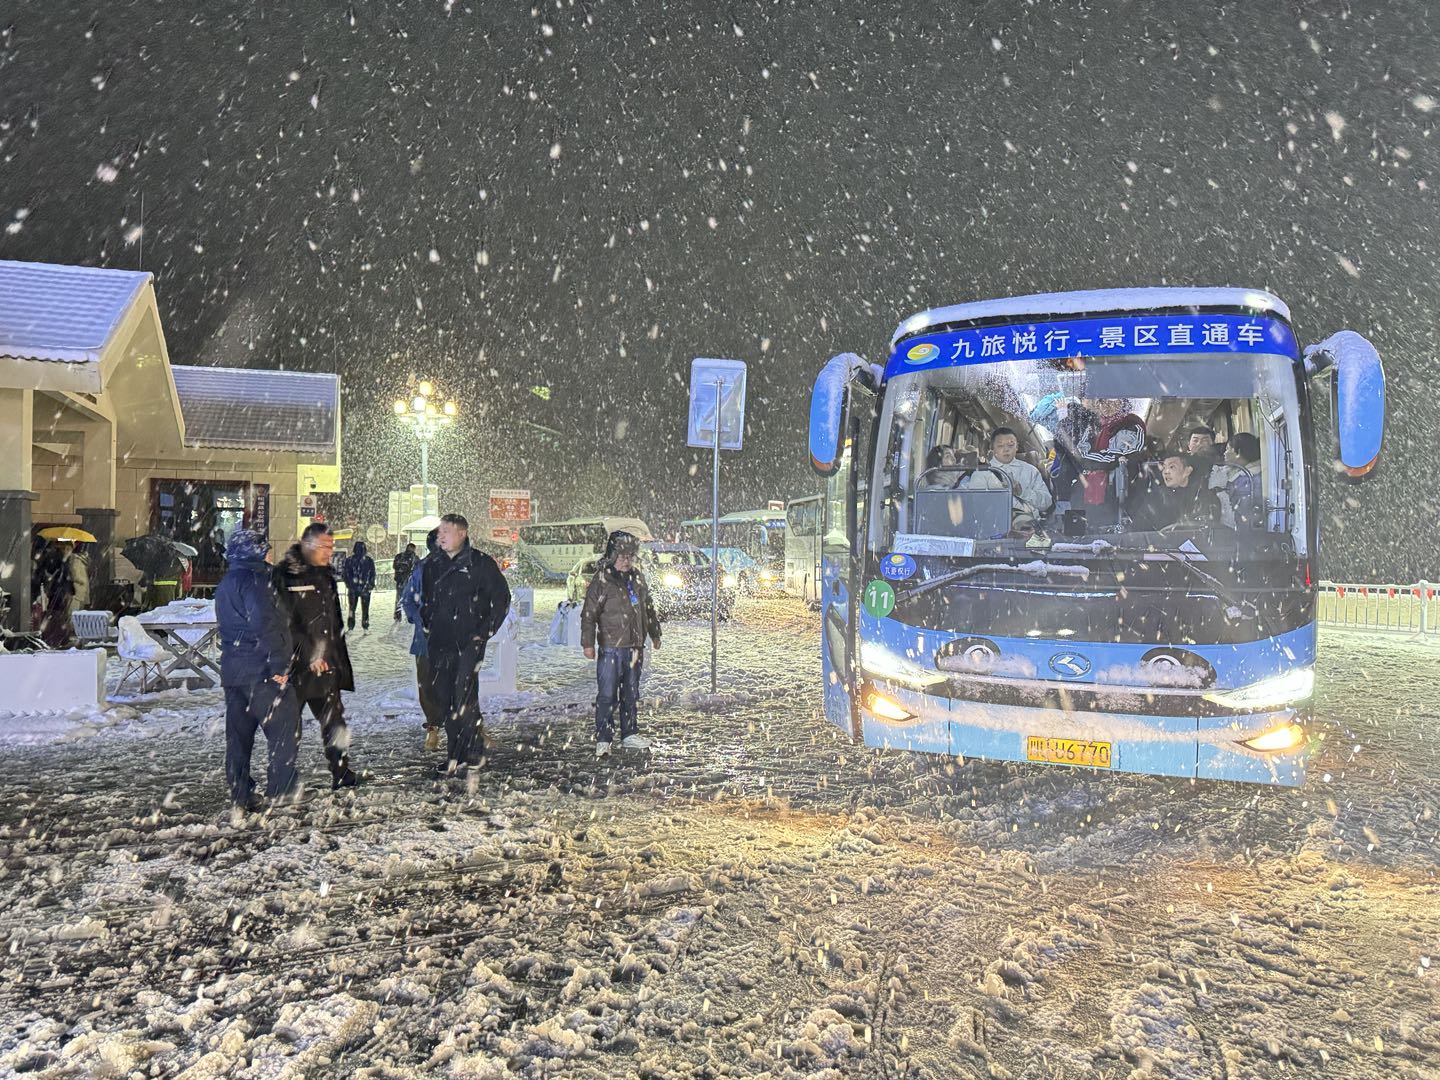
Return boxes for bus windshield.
[869,351,1308,563]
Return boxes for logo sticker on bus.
[881,554,916,581]
[1048,652,1092,678]
[904,342,939,364]
[862,580,897,618]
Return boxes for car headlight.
[860,642,946,691]
[1239,722,1307,753]
[862,686,913,722]
[759,570,777,581]
[722,574,737,588]
[1203,667,1314,710]
[662,572,684,589]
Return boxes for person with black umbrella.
[273,523,360,789]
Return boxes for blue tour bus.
[808,288,1385,786]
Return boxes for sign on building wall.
[249,483,271,537]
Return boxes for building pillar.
[75,419,118,600]
[78,506,120,601]
[0,491,38,631]
[0,389,35,630]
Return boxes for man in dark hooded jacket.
[342,540,376,630]
[273,523,359,789]
[419,514,511,774]
[392,542,418,622]
[216,529,300,809]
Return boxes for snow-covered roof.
[170,364,339,454]
[0,259,153,363]
[891,288,1290,347]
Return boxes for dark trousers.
[426,642,487,766]
[415,654,443,730]
[347,591,371,627]
[300,687,352,778]
[595,646,643,744]
[225,680,301,804]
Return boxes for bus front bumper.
[856,681,1312,787]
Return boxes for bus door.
[819,377,876,738]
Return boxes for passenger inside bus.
[1209,431,1262,529]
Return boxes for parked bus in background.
[681,509,787,591]
[784,494,824,604]
[517,516,652,582]
[808,287,1385,787]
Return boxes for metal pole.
[711,378,721,695]
[420,436,430,516]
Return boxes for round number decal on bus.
[862,580,896,619]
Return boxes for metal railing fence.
[1317,580,1436,635]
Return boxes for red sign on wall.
[488,488,532,522]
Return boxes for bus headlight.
[862,687,913,722]
[1203,668,1314,710]
[759,570,777,582]
[662,572,684,589]
[722,574,737,588]
[1239,722,1307,753]
[860,642,946,691]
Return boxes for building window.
[150,479,269,583]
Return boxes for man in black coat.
[273,523,360,789]
[419,513,511,774]
[1129,451,1221,532]
[392,542,418,621]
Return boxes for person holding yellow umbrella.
[35,526,94,647]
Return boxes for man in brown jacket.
[581,531,661,759]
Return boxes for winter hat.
[604,530,640,561]
[225,528,270,564]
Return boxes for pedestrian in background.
[34,541,74,648]
[418,514,510,776]
[342,539,376,630]
[216,529,300,810]
[581,530,661,759]
[392,542,418,622]
[401,529,445,751]
[274,524,359,789]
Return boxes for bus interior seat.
[913,488,1013,540]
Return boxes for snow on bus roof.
[891,287,1289,347]
[682,509,786,525]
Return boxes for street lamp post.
[392,381,458,518]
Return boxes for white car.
[565,544,737,621]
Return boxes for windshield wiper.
[894,559,1091,605]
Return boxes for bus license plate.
[1026,736,1112,768]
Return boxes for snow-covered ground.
[1,589,1437,1078]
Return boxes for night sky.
[1,1,1436,579]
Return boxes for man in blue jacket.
[216,529,301,810]
[342,540,376,630]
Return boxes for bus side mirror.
[809,352,865,476]
[1303,330,1385,478]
